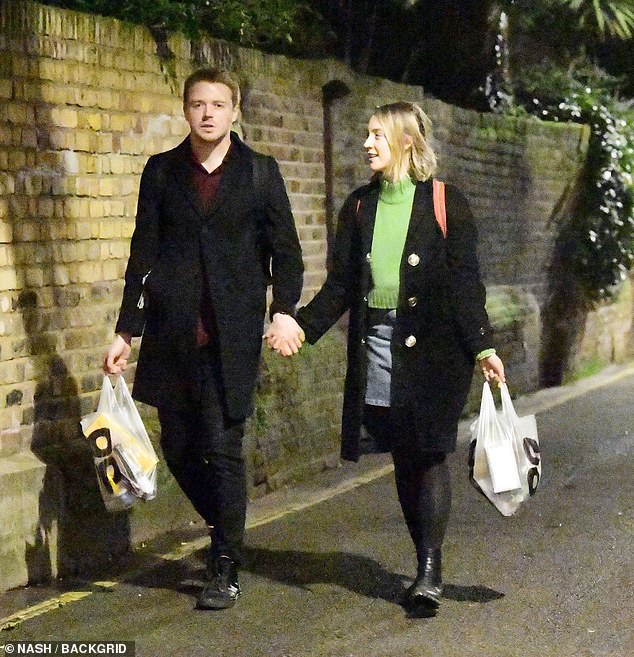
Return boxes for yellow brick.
[0,174,15,195]
[86,113,102,131]
[75,131,91,152]
[51,108,78,129]
[99,178,114,196]
[120,177,135,196]
[0,125,12,146]
[52,265,70,286]
[102,260,120,280]
[8,150,27,169]
[97,134,113,152]
[21,127,38,148]
[78,87,98,107]
[0,80,12,99]
[120,220,135,239]
[38,81,67,105]
[63,198,82,219]
[7,103,29,124]
[99,220,116,239]
[110,200,125,217]
[38,198,55,218]
[110,114,132,132]
[76,222,93,240]
[97,90,115,109]
[89,200,104,218]
[74,261,102,283]
[25,267,44,288]
[0,267,18,290]
[110,156,125,175]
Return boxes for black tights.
[392,446,451,556]
[364,405,452,560]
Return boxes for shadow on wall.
[539,176,589,388]
[7,66,133,582]
[17,289,131,581]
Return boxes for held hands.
[480,353,505,385]
[263,313,305,357]
[103,333,132,375]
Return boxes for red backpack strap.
[432,178,447,238]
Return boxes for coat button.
[361,338,366,345]
[407,253,420,266]
[405,335,417,348]
[363,296,368,302]
[366,252,372,262]
[479,327,486,335]
[407,296,418,307]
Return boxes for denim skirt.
[364,307,396,407]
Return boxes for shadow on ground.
[125,544,505,612]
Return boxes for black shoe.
[406,549,443,610]
[197,556,241,610]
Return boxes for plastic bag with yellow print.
[81,375,158,512]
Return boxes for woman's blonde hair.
[370,102,437,182]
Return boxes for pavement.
[1,362,633,657]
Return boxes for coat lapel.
[403,179,440,268]
[358,183,379,258]
[168,138,206,222]
[204,144,244,223]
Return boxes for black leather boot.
[406,548,443,609]
[197,555,241,610]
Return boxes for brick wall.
[0,0,632,589]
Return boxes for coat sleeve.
[444,184,494,356]
[296,192,360,344]
[115,155,162,336]
[263,156,304,319]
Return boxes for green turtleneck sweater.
[368,177,416,308]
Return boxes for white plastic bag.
[469,382,541,516]
[81,375,158,512]
[499,382,541,498]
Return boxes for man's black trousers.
[157,346,246,564]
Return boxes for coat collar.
[167,132,252,222]
[355,178,436,252]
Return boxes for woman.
[289,102,505,612]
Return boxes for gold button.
[407,296,418,307]
[405,335,417,348]
[407,253,420,266]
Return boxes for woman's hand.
[480,353,505,385]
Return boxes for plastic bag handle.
[499,382,520,423]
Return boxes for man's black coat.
[297,179,492,461]
[115,133,304,419]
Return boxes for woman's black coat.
[296,179,493,461]
[115,134,304,419]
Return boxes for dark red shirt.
[190,147,228,213]
[190,146,232,345]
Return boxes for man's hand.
[103,333,132,374]
[480,353,505,385]
[263,313,305,357]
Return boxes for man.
[104,68,304,609]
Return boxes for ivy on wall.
[515,68,634,303]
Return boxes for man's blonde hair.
[370,102,437,182]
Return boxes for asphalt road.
[1,364,633,657]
